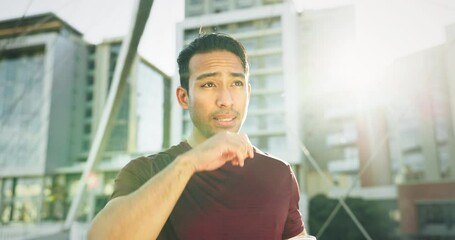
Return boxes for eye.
[233,80,244,87]
[201,82,215,88]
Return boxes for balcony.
[328,158,359,173]
[326,131,357,147]
[329,185,397,200]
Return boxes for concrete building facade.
[390,23,455,239]
[0,13,170,228]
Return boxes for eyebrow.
[196,72,246,81]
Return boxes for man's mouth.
[214,116,236,122]
[212,112,239,127]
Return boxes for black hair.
[177,33,249,92]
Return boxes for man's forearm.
[88,154,196,240]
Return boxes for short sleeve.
[282,167,305,238]
[110,156,154,200]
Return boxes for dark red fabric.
[111,142,304,239]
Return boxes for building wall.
[398,182,455,235]
[386,44,455,183]
[184,0,284,17]
[0,13,171,225]
[46,30,88,172]
[296,5,359,196]
[0,31,81,177]
[357,106,392,187]
[0,14,87,224]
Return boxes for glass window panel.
[0,48,44,170]
[185,29,200,41]
[213,24,229,33]
[264,54,282,68]
[12,178,42,223]
[236,0,254,8]
[267,135,287,158]
[241,38,259,52]
[263,34,281,49]
[344,147,359,159]
[249,94,265,110]
[189,0,203,4]
[243,114,260,132]
[236,20,256,33]
[264,17,281,29]
[248,56,260,70]
[435,118,448,143]
[403,153,425,180]
[266,113,286,131]
[263,74,283,90]
[265,93,284,109]
[249,136,261,147]
[211,0,230,13]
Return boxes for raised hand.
[185,131,254,172]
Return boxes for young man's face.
[178,50,250,143]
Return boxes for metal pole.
[63,0,155,230]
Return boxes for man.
[89,33,307,239]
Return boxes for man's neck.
[186,133,205,148]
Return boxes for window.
[267,135,287,158]
[263,34,281,49]
[86,75,94,86]
[266,113,285,131]
[85,108,92,118]
[264,54,282,68]
[211,0,229,13]
[241,38,259,52]
[0,47,44,171]
[86,91,93,101]
[262,0,283,5]
[84,123,91,134]
[265,92,284,109]
[185,29,200,41]
[236,0,255,8]
[264,17,281,29]
[236,20,256,33]
[186,0,205,16]
[263,74,283,90]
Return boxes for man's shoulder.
[252,147,291,168]
[125,141,191,172]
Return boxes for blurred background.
[0,0,455,239]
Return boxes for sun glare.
[324,41,392,113]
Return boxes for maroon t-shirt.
[111,141,304,239]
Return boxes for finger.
[241,133,254,159]
[236,149,247,167]
[249,146,254,159]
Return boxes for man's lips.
[212,111,239,127]
[214,115,236,121]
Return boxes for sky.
[0,0,455,76]
[0,0,184,75]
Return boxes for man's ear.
[176,86,189,109]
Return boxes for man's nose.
[216,87,234,108]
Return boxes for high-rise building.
[0,13,87,225]
[389,23,455,239]
[0,13,170,228]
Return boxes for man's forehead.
[189,51,243,70]
[195,71,246,81]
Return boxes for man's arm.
[88,132,254,240]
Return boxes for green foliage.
[308,194,399,240]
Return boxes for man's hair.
[177,33,249,92]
